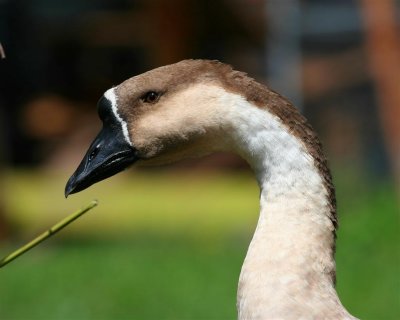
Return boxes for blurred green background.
[0,169,398,319]
[0,0,399,319]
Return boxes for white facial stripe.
[104,88,132,146]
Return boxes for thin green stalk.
[0,200,98,268]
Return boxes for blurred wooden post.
[148,0,191,65]
[265,0,303,109]
[0,42,5,59]
[359,0,400,195]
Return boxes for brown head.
[65,59,243,195]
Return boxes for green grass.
[335,176,400,319]
[0,169,399,319]
[0,238,245,320]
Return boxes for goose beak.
[65,126,138,197]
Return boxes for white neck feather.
[215,90,355,319]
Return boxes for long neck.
[223,97,352,319]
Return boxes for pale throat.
[220,93,337,291]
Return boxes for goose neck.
[226,100,344,318]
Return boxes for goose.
[65,60,357,320]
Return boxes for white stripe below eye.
[104,88,133,146]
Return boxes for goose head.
[65,60,247,196]
[64,60,351,319]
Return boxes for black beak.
[65,124,138,197]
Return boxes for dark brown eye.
[142,91,159,103]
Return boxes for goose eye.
[142,91,159,103]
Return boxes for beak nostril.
[88,145,100,161]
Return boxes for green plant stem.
[0,200,98,268]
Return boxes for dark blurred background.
[0,0,399,319]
